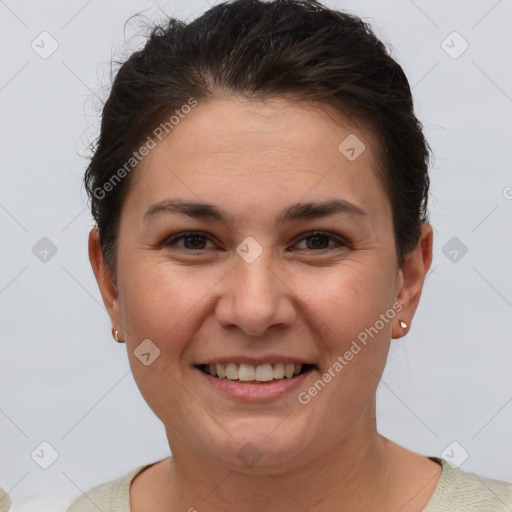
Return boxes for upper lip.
[195,356,315,366]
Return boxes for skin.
[89,96,441,511]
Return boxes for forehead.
[122,96,391,226]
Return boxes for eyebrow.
[143,198,367,227]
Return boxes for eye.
[162,230,348,253]
[292,231,348,252]
[162,231,215,251]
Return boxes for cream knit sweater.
[67,456,512,511]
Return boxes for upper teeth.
[209,363,303,381]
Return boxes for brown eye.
[293,231,348,252]
[162,230,348,253]
[163,232,213,251]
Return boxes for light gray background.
[1,0,511,510]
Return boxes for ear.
[392,222,433,339]
[88,227,123,337]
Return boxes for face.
[91,96,430,473]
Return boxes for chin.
[205,416,315,473]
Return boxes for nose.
[214,252,297,336]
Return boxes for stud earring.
[399,320,408,329]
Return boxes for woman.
[68,0,512,510]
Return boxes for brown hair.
[84,0,431,279]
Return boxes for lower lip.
[195,367,314,401]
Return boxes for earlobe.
[88,227,122,328]
[392,222,433,339]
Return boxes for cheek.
[118,259,227,355]
[296,268,394,428]
[117,262,208,424]
[122,259,206,332]
[298,262,396,343]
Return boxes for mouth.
[194,362,316,383]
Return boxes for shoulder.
[0,487,12,512]
[424,457,512,512]
[66,463,156,512]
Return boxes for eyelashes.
[162,231,349,253]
